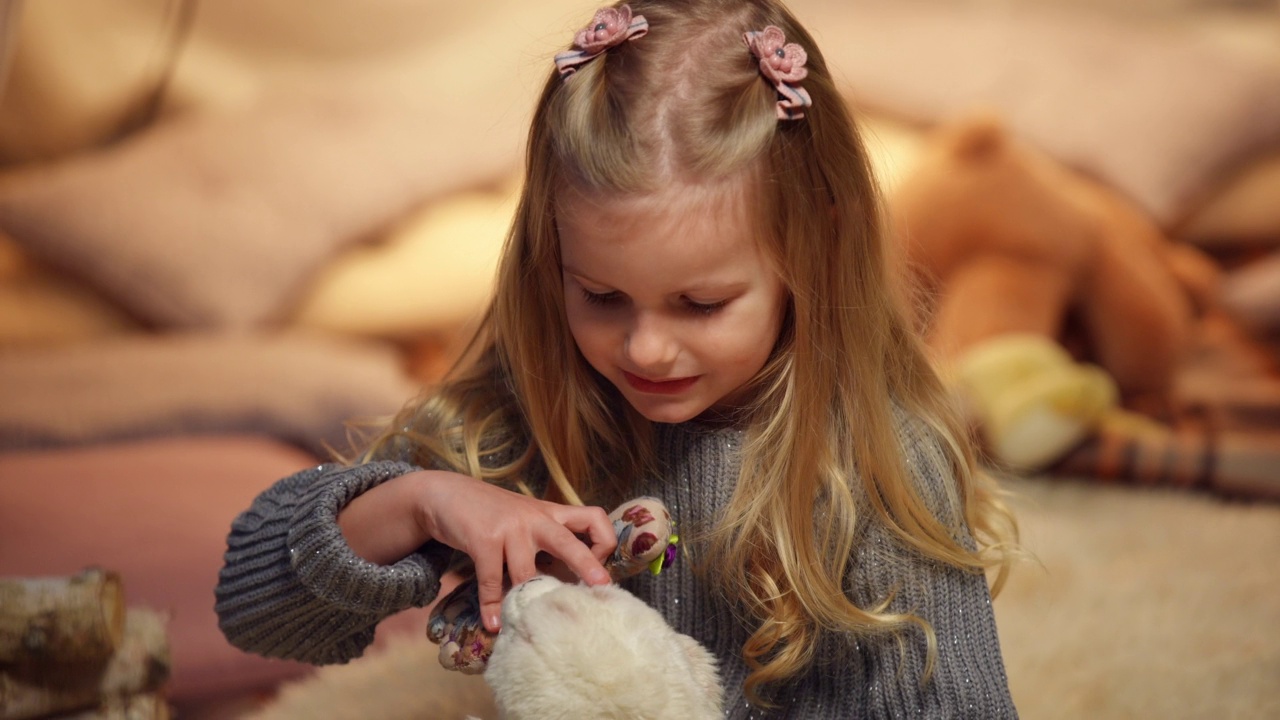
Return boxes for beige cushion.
[0,234,139,346]
[0,332,417,458]
[0,81,523,330]
[0,0,601,331]
[291,184,518,339]
[856,111,926,195]
[811,0,1280,225]
[0,0,572,162]
[1179,151,1280,246]
[1220,251,1280,333]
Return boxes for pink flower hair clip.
[744,26,812,121]
[554,5,649,77]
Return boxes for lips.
[623,371,700,394]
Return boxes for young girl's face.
[558,181,788,424]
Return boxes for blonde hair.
[366,0,1016,704]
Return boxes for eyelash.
[685,298,728,316]
[579,289,727,316]
[580,289,623,307]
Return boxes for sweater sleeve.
[214,460,455,664]
[851,412,1018,718]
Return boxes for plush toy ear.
[676,633,724,705]
[542,591,584,623]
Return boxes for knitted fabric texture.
[215,415,1017,718]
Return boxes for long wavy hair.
[364,0,1016,703]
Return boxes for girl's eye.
[684,298,729,316]
[581,288,624,306]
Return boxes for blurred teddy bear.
[480,576,723,720]
[890,114,1221,470]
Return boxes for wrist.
[407,469,476,549]
[338,470,436,565]
[406,470,446,546]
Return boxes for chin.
[625,396,708,425]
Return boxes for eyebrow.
[560,264,596,282]
[562,265,749,297]
[561,266,616,290]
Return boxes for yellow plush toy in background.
[890,114,1221,471]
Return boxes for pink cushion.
[0,436,323,701]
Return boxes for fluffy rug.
[995,475,1280,719]
[245,632,496,720]
[248,475,1280,719]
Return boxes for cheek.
[562,291,591,341]
[753,286,789,359]
[564,305,612,361]
[564,321,593,364]
[710,303,784,367]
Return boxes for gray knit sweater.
[216,417,1017,718]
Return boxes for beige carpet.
[995,475,1280,719]
[250,475,1280,720]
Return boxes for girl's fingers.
[505,540,539,590]
[428,490,619,633]
[541,525,611,586]
[557,505,618,563]
[473,557,506,634]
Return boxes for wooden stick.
[0,608,169,720]
[0,569,126,666]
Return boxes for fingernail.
[587,569,610,585]
[488,614,501,631]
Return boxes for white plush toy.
[481,576,724,720]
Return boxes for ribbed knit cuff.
[216,460,454,664]
[287,461,447,614]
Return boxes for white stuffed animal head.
[484,576,723,720]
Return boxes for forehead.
[557,180,769,280]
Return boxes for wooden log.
[0,569,125,666]
[0,608,169,720]
[49,693,171,720]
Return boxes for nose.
[624,312,678,374]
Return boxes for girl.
[216,0,1019,716]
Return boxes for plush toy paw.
[426,496,678,673]
[485,576,723,720]
[426,570,496,674]
[954,333,1118,471]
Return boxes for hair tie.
[744,26,812,121]
[555,5,649,77]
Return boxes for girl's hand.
[413,471,616,633]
